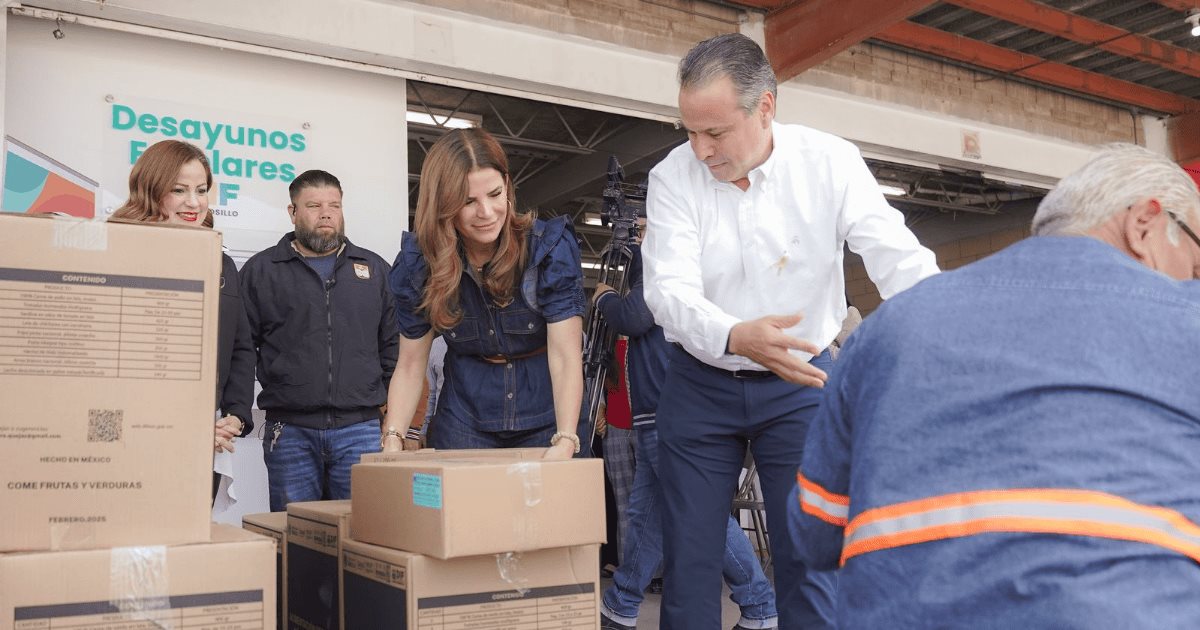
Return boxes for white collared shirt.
[643,121,939,370]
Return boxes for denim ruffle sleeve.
[388,231,433,339]
[532,216,586,323]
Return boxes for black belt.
[672,343,777,380]
[478,346,547,364]
[726,369,776,380]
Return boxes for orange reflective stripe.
[796,471,849,527]
[840,488,1200,568]
[846,488,1200,538]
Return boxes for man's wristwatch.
[550,431,581,454]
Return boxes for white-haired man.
[792,143,1200,628]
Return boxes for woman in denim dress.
[381,128,585,459]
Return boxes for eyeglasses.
[1168,211,1200,251]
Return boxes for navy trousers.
[657,346,837,629]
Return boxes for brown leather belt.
[478,346,548,364]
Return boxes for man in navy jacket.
[240,170,398,512]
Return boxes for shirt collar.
[705,121,779,190]
[751,123,781,184]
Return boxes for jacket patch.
[353,263,370,280]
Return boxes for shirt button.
[506,363,513,369]
[527,323,534,330]
[506,392,513,399]
[449,332,456,338]
[488,329,495,335]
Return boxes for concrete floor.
[598,576,742,629]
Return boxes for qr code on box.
[88,409,123,442]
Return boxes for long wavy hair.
[415,128,534,331]
[110,140,211,222]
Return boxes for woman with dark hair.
[383,128,585,459]
[110,140,255,497]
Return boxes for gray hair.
[1032,143,1200,244]
[679,33,777,114]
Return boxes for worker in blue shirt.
[793,143,1200,628]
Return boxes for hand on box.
[543,440,575,460]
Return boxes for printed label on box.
[13,590,264,630]
[412,473,442,509]
[342,551,407,588]
[416,583,595,629]
[288,516,338,554]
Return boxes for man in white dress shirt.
[642,33,939,629]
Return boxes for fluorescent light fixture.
[405,109,479,129]
[878,184,907,197]
[584,214,603,226]
[1188,11,1200,37]
[582,261,604,270]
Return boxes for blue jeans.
[428,405,555,449]
[658,348,838,630]
[262,418,381,512]
[601,426,777,628]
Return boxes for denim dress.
[389,217,585,441]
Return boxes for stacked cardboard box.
[243,512,288,630]
[0,216,277,629]
[351,451,605,558]
[0,525,275,630]
[342,538,599,629]
[338,449,607,629]
[285,501,352,630]
[0,215,219,551]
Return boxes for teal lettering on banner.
[220,183,240,205]
[111,102,308,185]
[137,113,159,134]
[129,140,148,164]
[112,105,136,130]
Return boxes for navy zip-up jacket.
[240,234,399,429]
[594,245,669,428]
[217,253,255,436]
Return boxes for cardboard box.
[244,512,287,630]
[0,524,275,630]
[286,501,351,630]
[341,539,599,630]
[358,447,548,464]
[351,453,605,558]
[0,215,220,551]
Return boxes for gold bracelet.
[550,431,581,454]
[380,426,403,449]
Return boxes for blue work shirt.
[390,217,585,432]
[793,236,1200,628]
